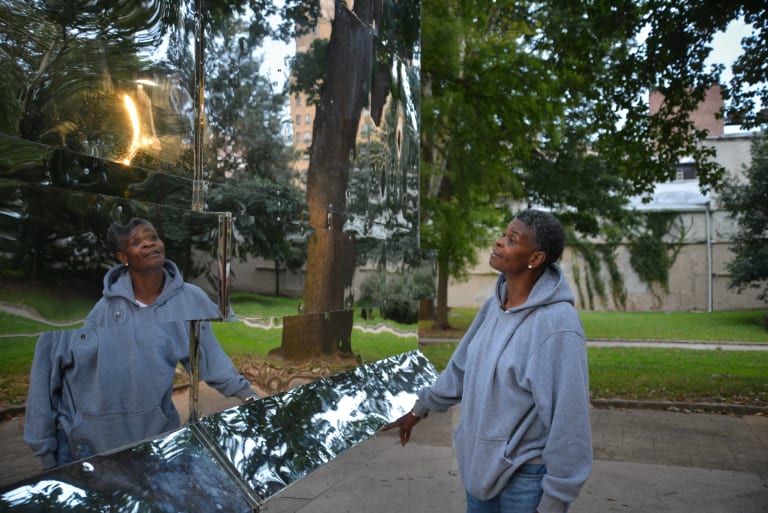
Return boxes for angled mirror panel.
[0,426,254,512]
[198,350,437,503]
[1,351,436,510]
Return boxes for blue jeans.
[466,463,546,513]
[55,430,94,467]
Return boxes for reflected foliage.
[0,0,422,322]
[200,350,438,502]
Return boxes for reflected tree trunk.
[283,0,383,360]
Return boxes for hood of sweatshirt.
[91,259,221,323]
[494,263,575,314]
[102,259,185,306]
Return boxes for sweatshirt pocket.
[454,426,512,500]
[70,406,177,455]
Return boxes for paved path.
[262,407,768,513]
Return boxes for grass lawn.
[587,346,768,405]
[418,341,768,406]
[579,310,768,342]
[1,290,767,409]
[421,307,768,343]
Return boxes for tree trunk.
[282,0,383,360]
[435,249,451,330]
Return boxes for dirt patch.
[0,374,30,410]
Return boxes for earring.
[527,264,533,269]
[124,262,129,267]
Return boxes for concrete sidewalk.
[2,399,767,512]
[262,407,768,513]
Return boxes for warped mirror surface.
[0,350,438,512]
[0,0,425,490]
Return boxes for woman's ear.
[530,250,546,269]
[116,251,127,265]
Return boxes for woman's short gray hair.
[106,218,154,253]
[515,209,565,266]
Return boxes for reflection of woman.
[383,209,592,513]
[25,218,257,469]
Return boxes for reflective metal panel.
[199,350,437,502]
[0,427,255,512]
[0,350,438,511]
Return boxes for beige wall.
[448,223,766,313]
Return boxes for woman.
[382,209,592,513]
[24,218,257,469]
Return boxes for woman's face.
[489,218,540,274]
[116,223,165,271]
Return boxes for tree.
[718,133,768,302]
[284,0,420,359]
[420,0,768,327]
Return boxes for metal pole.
[191,0,206,212]
[706,202,713,312]
[188,0,206,422]
[218,212,232,320]
[188,319,201,423]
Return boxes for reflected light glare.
[122,94,141,165]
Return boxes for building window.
[303,132,311,143]
[304,113,311,124]
[674,163,697,181]
[295,95,301,107]
[295,114,301,125]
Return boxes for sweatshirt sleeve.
[528,330,593,513]
[23,331,66,468]
[196,321,255,401]
[416,300,492,413]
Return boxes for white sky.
[706,17,752,84]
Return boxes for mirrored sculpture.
[0,0,426,499]
[0,350,438,512]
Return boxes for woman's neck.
[503,268,544,309]
[130,268,165,305]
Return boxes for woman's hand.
[380,411,421,446]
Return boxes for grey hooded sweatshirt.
[24,260,254,468]
[413,264,592,513]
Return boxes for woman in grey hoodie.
[24,218,257,469]
[383,209,592,513]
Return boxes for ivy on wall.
[567,213,690,311]
[567,227,627,311]
[627,212,689,309]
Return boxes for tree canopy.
[420,0,768,326]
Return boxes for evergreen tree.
[718,133,768,301]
